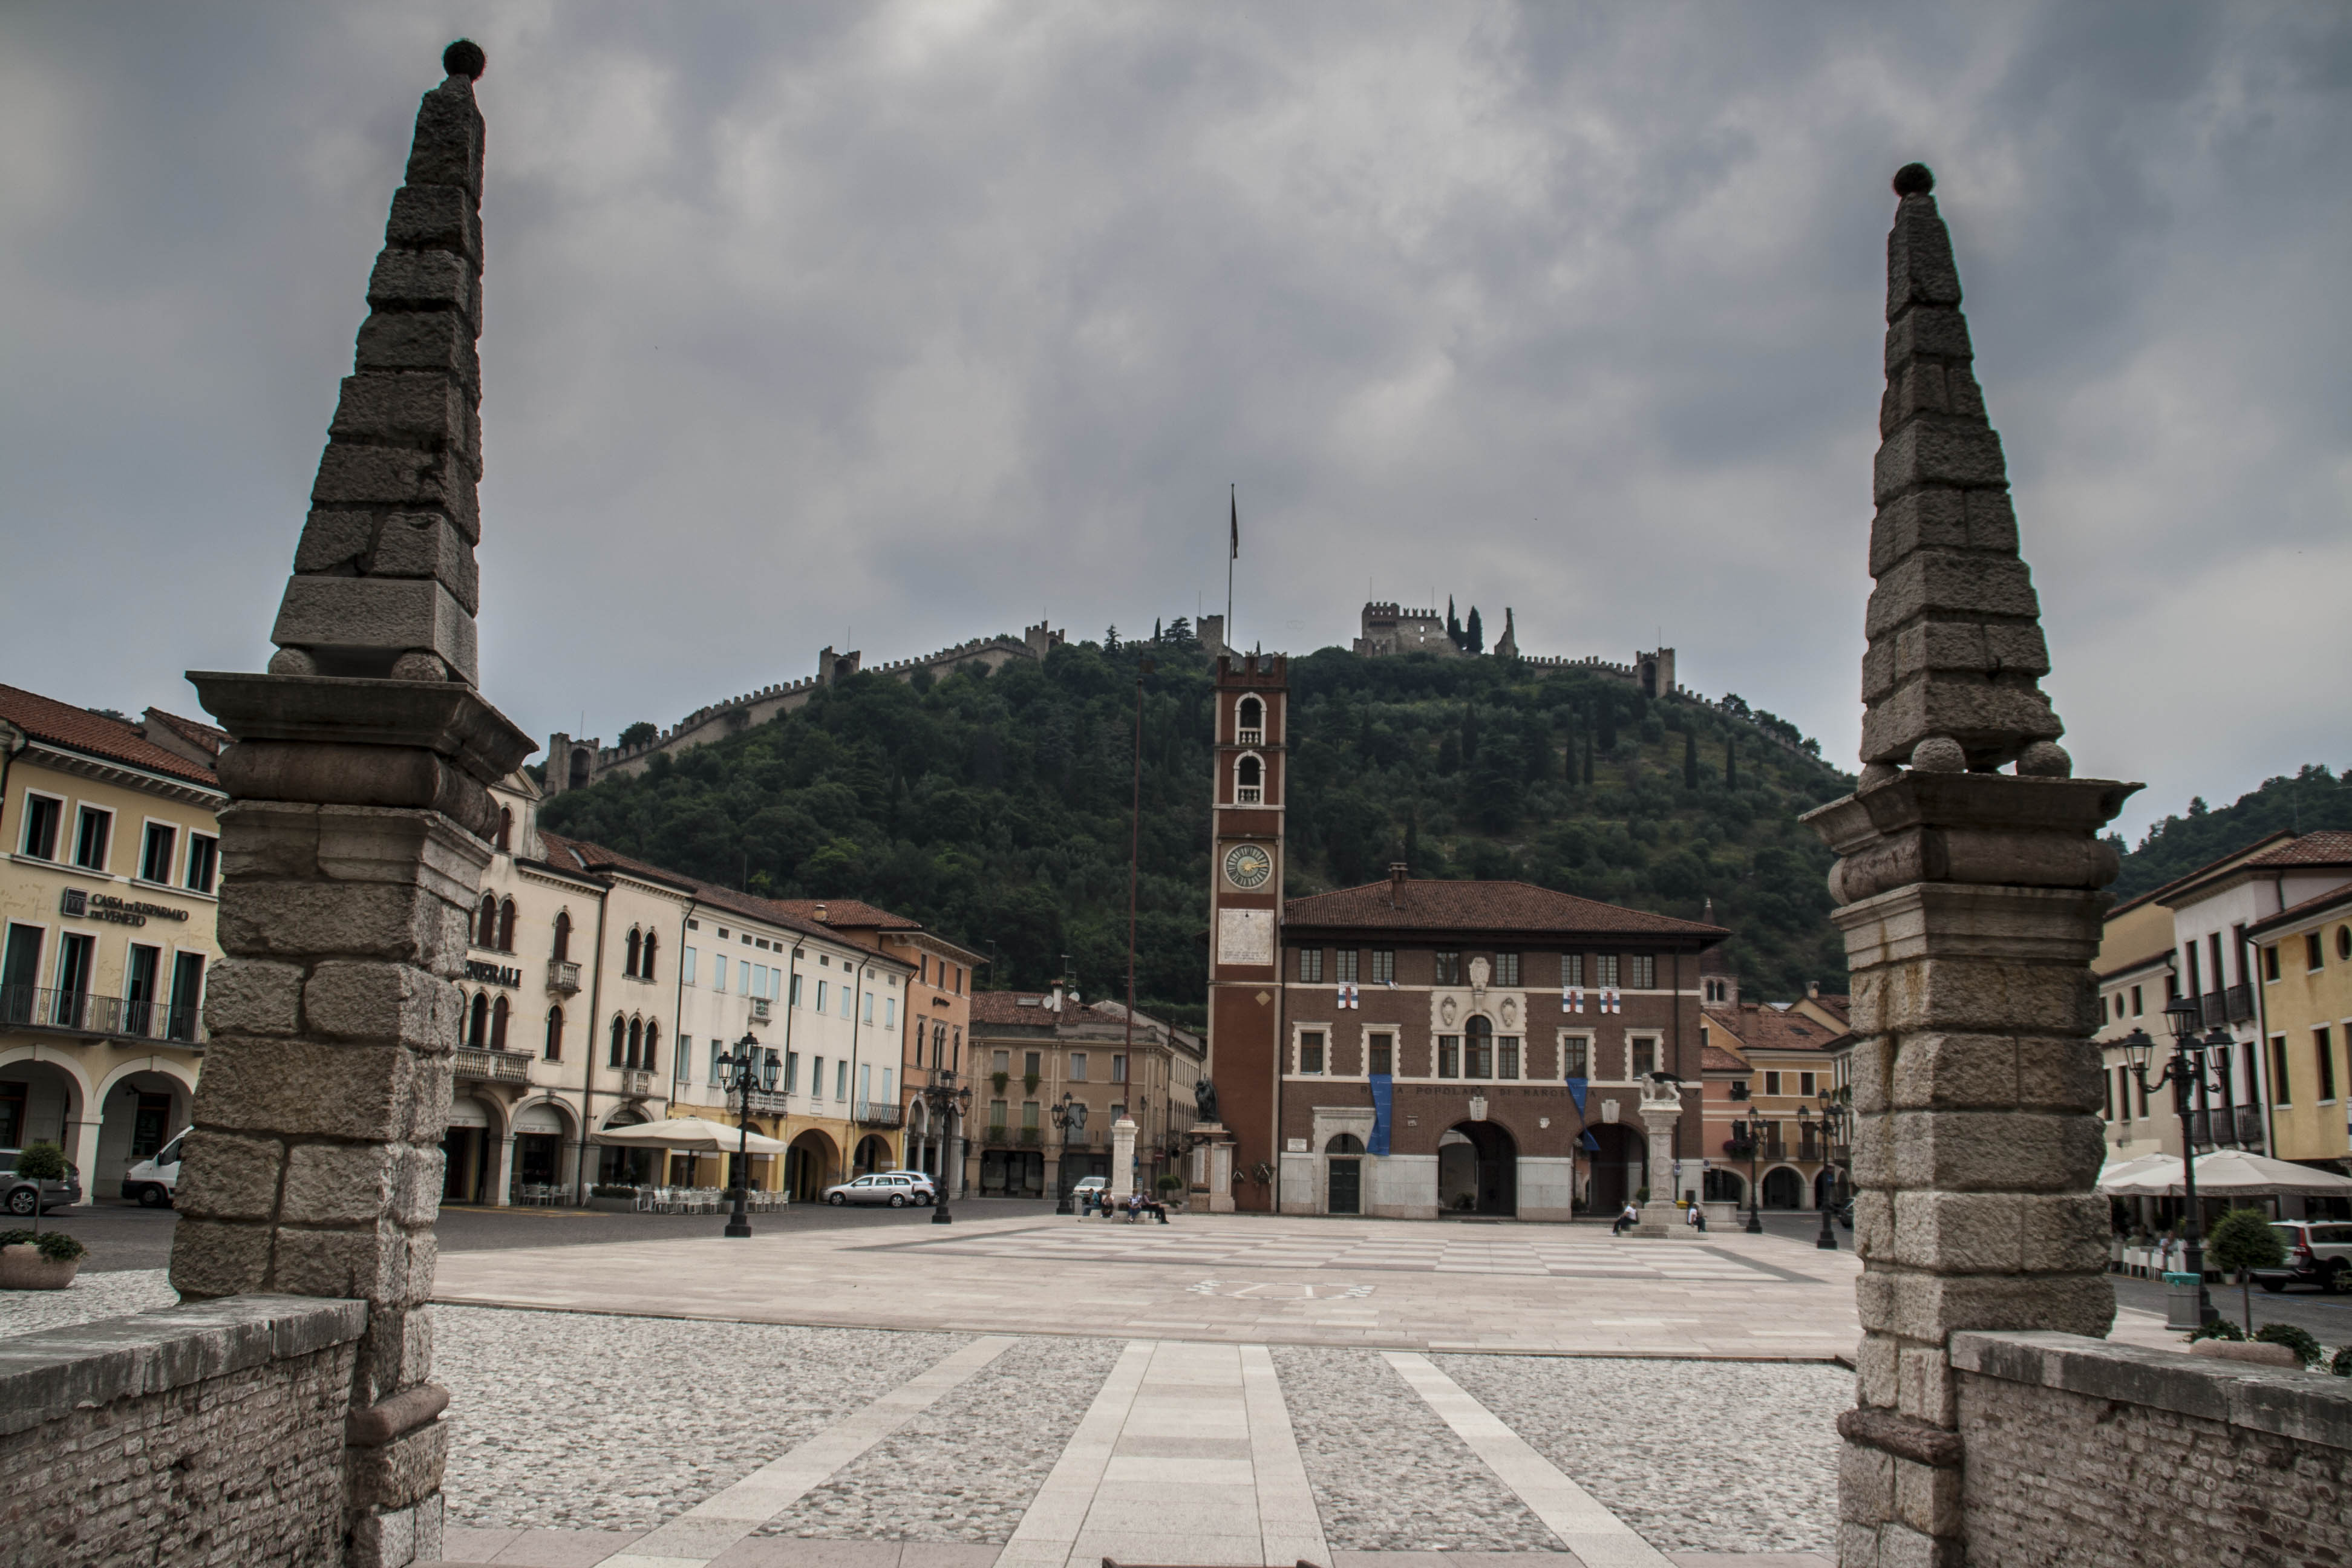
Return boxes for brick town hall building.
[1203,654,1726,1220]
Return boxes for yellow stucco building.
[2249,884,2352,1188]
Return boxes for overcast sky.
[4,2,2345,842]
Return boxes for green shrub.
[2253,1323,2324,1368]
[1155,1174,1182,1192]
[2187,1317,2245,1343]
[13,1142,66,1181]
[2208,1208,2287,1332]
[2331,1344,2351,1377]
[0,1229,85,1263]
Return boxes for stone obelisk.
[1805,166,2138,1568]
[171,41,532,1568]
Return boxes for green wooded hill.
[2111,764,2352,900]
[535,629,1858,1027]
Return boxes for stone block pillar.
[164,41,534,1568]
[1109,1116,1138,1201]
[1633,1079,1685,1236]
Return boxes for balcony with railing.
[857,1102,903,1129]
[2224,983,2254,1023]
[618,1068,657,1099]
[454,1047,531,1085]
[2200,990,2228,1028]
[546,959,581,996]
[2187,1105,2268,1151]
[749,996,773,1022]
[1236,727,1263,746]
[1,985,204,1046]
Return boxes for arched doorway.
[1438,1122,1516,1216]
[1326,1133,1364,1216]
[512,1100,570,1198]
[786,1129,838,1201]
[854,1134,892,1175]
[1762,1166,1805,1209]
[94,1067,191,1200]
[1702,1167,1745,1205]
[1586,1123,1644,1214]
[442,1094,501,1204]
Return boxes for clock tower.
[1206,652,1287,1210]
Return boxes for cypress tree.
[1725,736,1738,789]
[1583,725,1595,785]
[1684,728,1698,788]
[1466,606,1484,655]
[1598,699,1618,753]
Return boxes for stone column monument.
[1632,1077,1685,1236]
[1109,1116,1138,1202]
[1805,165,2135,1568]
[169,42,533,1568]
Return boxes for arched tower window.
[490,995,510,1051]
[609,1014,626,1067]
[1235,754,1263,805]
[544,1005,564,1060]
[552,910,572,962]
[640,931,658,982]
[1465,1015,1494,1079]
[496,806,513,853]
[475,893,498,948]
[624,928,642,978]
[643,1021,661,1078]
[627,1017,644,1070]
[1236,696,1264,743]
[467,992,489,1051]
[498,898,517,952]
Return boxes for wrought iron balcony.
[546,959,581,996]
[1,985,204,1045]
[2200,990,2227,1028]
[454,1047,531,1084]
[2224,984,2254,1023]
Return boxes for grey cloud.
[1,1,2345,841]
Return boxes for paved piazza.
[22,1209,2213,1567]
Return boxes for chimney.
[1808,979,1821,1000]
[814,903,828,923]
[1388,861,1408,906]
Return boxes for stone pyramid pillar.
[267,41,489,686]
[1860,163,2066,780]
[1808,167,2141,1568]
[176,41,532,1568]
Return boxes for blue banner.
[1369,1073,1393,1155]
[1582,1129,1601,1152]
[1566,1076,1588,1115]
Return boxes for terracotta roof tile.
[144,707,230,760]
[1705,1002,1849,1054]
[1702,1044,1751,1072]
[535,832,912,965]
[2246,880,2352,938]
[1284,878,1726,939]
[768,899,924,932]
[0,684,220,787]
[2244,831,2352,869]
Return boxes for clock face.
[1224,843,1274,890]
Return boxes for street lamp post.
[916,1068,974,1224]
[2120,998,2230,1328]
[716,1031,779,1240]
[1805,1090,1850,1250]
[1051,1092,1089,1214]
[1729,1117,1765,1235]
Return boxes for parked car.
[2252,1220,2352,1293]
[822,1172,936,1207]
[1,1148,83,1215]
[122,1130,186,1208]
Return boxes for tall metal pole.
[1126,659,1146,1197]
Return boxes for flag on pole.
[1230,486,1240,559]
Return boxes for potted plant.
[1155,1172,1184,1211]
[2207,1207,2285,1334]
[0,1229,88,1290]
[990,1071,1009,1093]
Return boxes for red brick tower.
[1205,653,1287,1209]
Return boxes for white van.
[122,1129,185,1208]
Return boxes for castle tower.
[1204,653,1287,1209]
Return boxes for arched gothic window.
[627,1016,644,1070]
[475,893,498,948]
[544,1005,564,1060]
[1465,1015,1494,1079]
[552,910,572,962]
[498,897,517,952]
[609,1014,626,1067]
[1235,754,1263,804]
[467,992,489,1051]
[643,1021,660,1078]
[640,931,658,982]
[490,995,510,1052]
[624,928,642,978]
[496,806,512,853]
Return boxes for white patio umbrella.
[592,1117,786,1155]
[2095,1152,2178,1191]
[2101,1149,2352,1199]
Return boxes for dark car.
[1,1148,83,1215]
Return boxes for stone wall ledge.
[1953,1329,2352,1451]
[0,1293,365,1439]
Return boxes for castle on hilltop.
[1351,602,1678,699]
[544,622,1064,795]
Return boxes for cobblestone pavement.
[435,1307,970,1530]
[1439,1354,1851,1555]
[757,1334,1128,1542]
[1271,1344,1563,1552]
[0,1265,176,1334]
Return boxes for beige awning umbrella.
[2102,1149,2352,1198]
[592,1117,786,1155]
[2095,1152,2178,1190]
